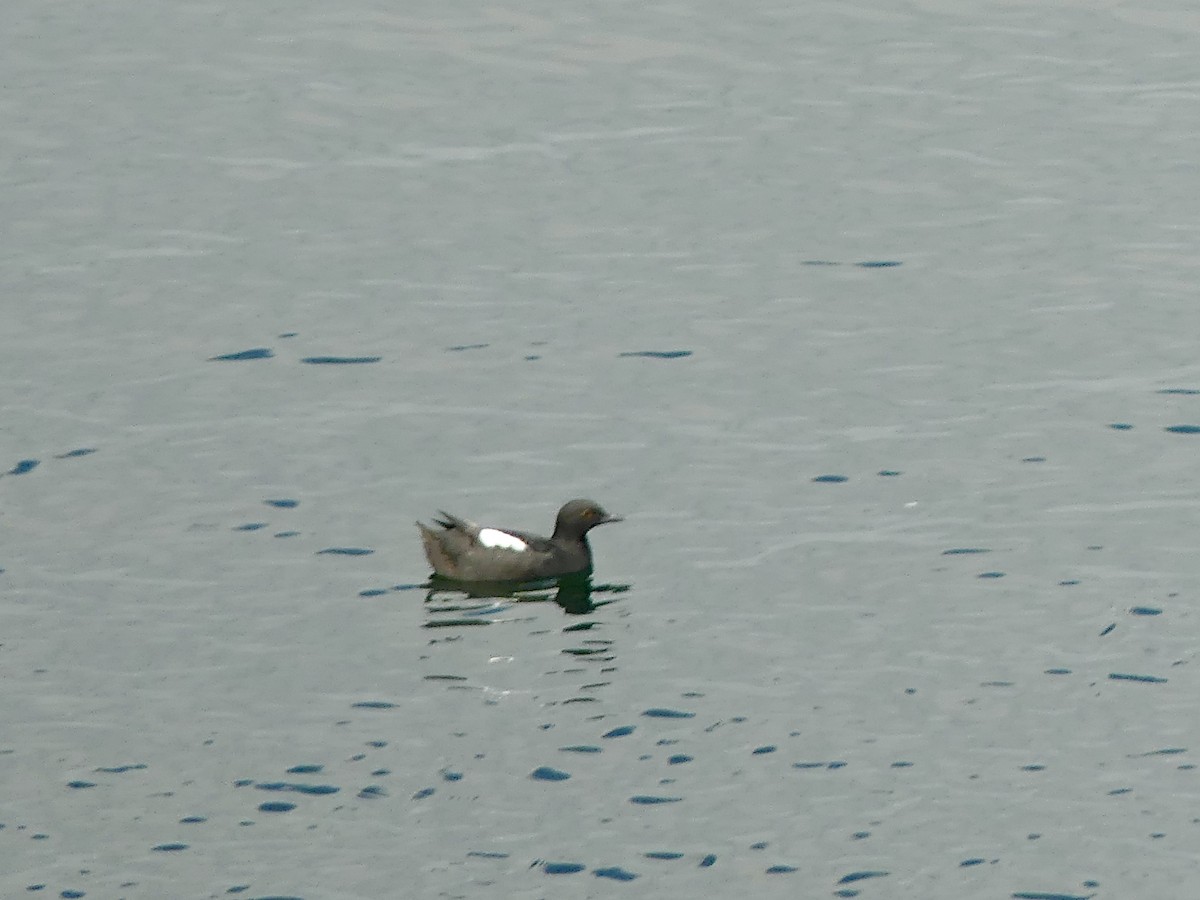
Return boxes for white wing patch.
[478,528,529,552]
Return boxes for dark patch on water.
[95,764,146,774]
[358,589,388,597]
[1059,579,1079,586]
[752,746,776,755]
[467,851,509,859]
[179,816,206,824]
[233,523,267,531]
[446,343,488,352]
[55,448,97,459]
[1100,623,1116,636]
[1157,388,1200,395]
[812,474,848,483]
[301,356,381,365]
[560,745,601,753]
[531,766,570,782]
[766,865,797,873]
[1130,606,1161,616]
[1109,673,1167,684]
[1011,893,1096,900]
[699,854,717,867]
[793,761,846,770]
[961,858,985,867]
[878,469,901,476]
[1165,425,1200,434]
[255,782,339,795]
[351,701,395,709]
[1132,748,1185,757]
[630,795,681,805]
[603,726,635,738]
[667,754,692,765]
[801,259,902,268]
[279,332,297,338]
[1022,456,1045,463]
[1108,423,1133,430]
[423,618,489,628]
[643,708,694,719]
[317,547,373,556]
[286,765,322,774]
[66,781,95,789]
[645,851,684,860]
[274,531,300,538]
[258,802,295,813]
[618,350,692,359]
[8,459,38,476]
[977,571,1005,578]
[891,761,913,768]
[264,499,298,508]
[358,786,386,799]
[563,649,609,659]
[210,348,273,361]
[1021,764,1046,772]
[594,866,638,881]
[1045,668,1071,675]
[152,842,188,851]
[543,862,585,875]
[943,548,989,555]
[412,787,435,799]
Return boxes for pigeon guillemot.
[417,498,622,582]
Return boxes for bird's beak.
[599,514,623,525]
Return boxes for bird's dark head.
[554,498,622,539]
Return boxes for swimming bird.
[417,498,621,582]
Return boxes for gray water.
[4,2,1200,898]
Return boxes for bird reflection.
[423,572,629,619]
[419,574,632,702]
